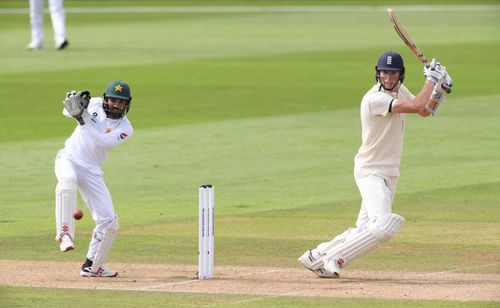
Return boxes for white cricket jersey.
[62,97,133,173]
[354,83,414,178]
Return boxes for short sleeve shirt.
[354,83,414,178]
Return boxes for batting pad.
[369,213,405,242]
[316,227,362,255]
[55,178,77,240]
[313,214,405,270]
[91,217,119,273]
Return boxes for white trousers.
[355,174,398,229]
[55,150,116,261]
[29,0,66,46]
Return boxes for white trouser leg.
[356,175,395,224]
[356,198,370,229]
[86,217,117,261]
[75,167,117,264]
[48,0,66,46]
[90,217,119,273]
[29,0,45,46]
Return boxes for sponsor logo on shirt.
[120,132,128,139]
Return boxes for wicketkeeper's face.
[107,97,128,113]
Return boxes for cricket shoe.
[298,249,339,278]
[56,39,69,50]
[81,265,118,277]
[59,234,74,252]
[324,257,343,278]
[27,41,42,50]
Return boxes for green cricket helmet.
[103,80,132,119]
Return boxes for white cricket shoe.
[80,265,118,277]
[27,41,43,50]
[324,258,342,277]
[298,249,339,278]
[59,234,74,252]
[56,39,69,50]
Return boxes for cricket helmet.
[103,80,132,119]
[375,51,405,84]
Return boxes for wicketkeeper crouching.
[54,80,134,277]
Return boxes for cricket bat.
[387,8,451,94]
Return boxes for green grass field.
[1,0,499,306]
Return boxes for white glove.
[63,91,92,125]
[423,59,447,85]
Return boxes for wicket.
[198,184,215,279]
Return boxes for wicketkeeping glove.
[63,90,92,125]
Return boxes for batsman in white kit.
[55,80,133,277]
[299,51,452,278]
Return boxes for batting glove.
[423,59,447,85]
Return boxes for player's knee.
[103,217,119,233]
[109,217,119,232]
[94,217,119,240]
[368,213,405,242]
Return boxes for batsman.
[54,80,133,277]
[299,51,452,277]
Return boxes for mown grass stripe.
[1,5,500,15]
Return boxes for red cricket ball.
[73,209,83,220]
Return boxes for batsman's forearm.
[422,99,439,117]
[413,81,435,111]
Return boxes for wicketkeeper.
[54,80,133,277]
[299,51,451,277]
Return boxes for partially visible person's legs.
[28,0,45,49]
[48,0,68,49]
[77,169,119,277]
[300,175,403,278]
